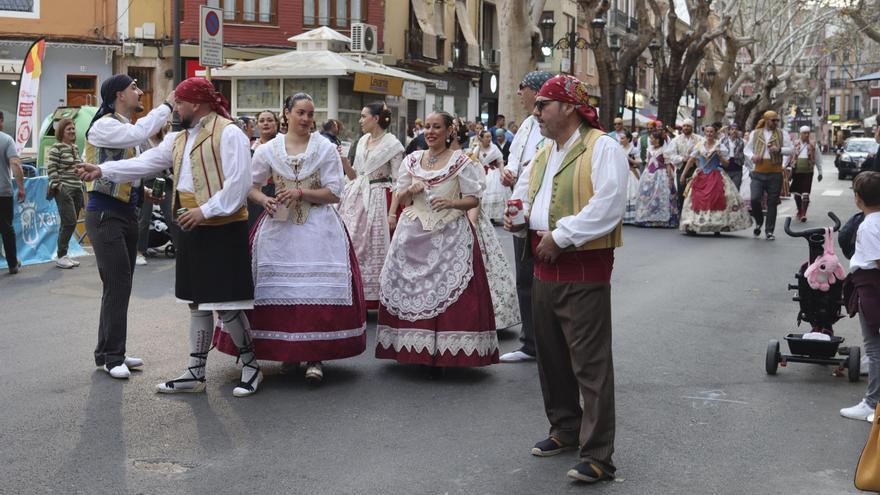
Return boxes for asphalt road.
[0,167,872,494]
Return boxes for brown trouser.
[533,280,616,472]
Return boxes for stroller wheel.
[165,244,176,258]
[848,346,861,383]
[765,340,780,375]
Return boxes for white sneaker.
[499,350,536,363]
[55,256,75,269]
[103,363,131,379]
[136,254,148,266]
[124,356,144,369]
[69,256,81,267]
[862,355,870,376]
[841,399,874,421]
[868,412,876,424]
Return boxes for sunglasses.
[534,100,555,111]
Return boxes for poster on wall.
[14,38,46,154]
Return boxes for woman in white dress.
[472,130,508,223]
[377,112,499,370]
[620,131,641,224]
[452,125,520,331]
[213,93,366,384]
[337,102,404,310]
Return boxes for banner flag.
[14,38,46,154]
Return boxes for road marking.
[822,189,844,197]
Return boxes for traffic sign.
[199,6,223,68]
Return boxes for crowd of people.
[1,63,866,485]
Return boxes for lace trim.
[254,297,353,306]
[258,271,349,279]
[376,325,499,357]
[219,323,366,341]
[403,151,472,186]
[379,218,474,321]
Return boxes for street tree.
[840,0,880,45]
[497,0,547,124]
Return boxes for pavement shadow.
[259,363,363,392]
[54,371,128,492]
[378,363,494,385]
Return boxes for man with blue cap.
[499,70,553,363]
[83,74,174,379]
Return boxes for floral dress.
[679,141,752,234]
[634,146,679,228]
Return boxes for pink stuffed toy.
[804,228,846,291]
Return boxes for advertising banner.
[14,38,46,154]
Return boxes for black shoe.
[567,461,614,483]
[531,436,578,457]
[766,233,775,241]
[753,227,761,237]
[8,261,20,274]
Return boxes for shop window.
[283,79,328,109]
[66,75,97,107]
[0,0,39,18]
[207,0,275,25]
[303,0,364,29]
[237,79,280,109]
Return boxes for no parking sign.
[199,6,223,68]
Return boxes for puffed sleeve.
[457,159,485,198]
[394,154,415,192]
[251,144,272,187]
[318,138,344,197]
[389,151,404,182]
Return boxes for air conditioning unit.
[122,42,136,55]
[351,23,378,54]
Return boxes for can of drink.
[176,207,188,216]
[507,199,526,225]
[152,177,166,200]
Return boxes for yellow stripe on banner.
[30,46,42,78]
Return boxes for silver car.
[836,138,879,179]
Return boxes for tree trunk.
[498,0,546,123]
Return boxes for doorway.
[66,75,97,107]
[128,67,154,123]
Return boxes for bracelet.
[163,101,173,111]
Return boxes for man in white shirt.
[78,77,262,397]
[786,125,822,222]
[744,110,793,240]
[82,74,172,379]
[505,75,628,483]
[498,70,552,363]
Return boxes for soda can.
[507,199,526,225]
[176,207,188,216]
[152,178,165,200]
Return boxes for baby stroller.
[147,204,176,258]
[765,211,860,382]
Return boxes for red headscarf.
[175,77,232,120]
[536,75,603,131]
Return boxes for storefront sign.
[353,72,403,96]
[199,6,224,68]
[435,80,448,91]
[480,72,499,99]
[15,38,45,154]
[828,114,841,122]
[402,81,426,100]
[0,60,22,74]
[1,177,86,269]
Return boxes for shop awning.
[205,50,433,95]
[455,0,480,66]
[852,70,880,83]
[410,0,438,59]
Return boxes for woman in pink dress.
[337,102,404,310]
[376,112,499,371]
[214,93,366,384]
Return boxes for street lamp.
[609,36,622,119]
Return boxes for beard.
[136,103,145,113]
[180,115,194,129]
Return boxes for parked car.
[836,137,879,179]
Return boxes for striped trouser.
[85,209,139,367]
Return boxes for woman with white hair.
[786,126,822,222]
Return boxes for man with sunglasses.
[505,74,628,484]
[744,110,792,240]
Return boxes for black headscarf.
[86,74,134,138]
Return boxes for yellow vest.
[83,113,136,203]
[527,126,623,252]
[172,113,247,226]
[753,128,784,173]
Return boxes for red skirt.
[375,227,499,367]
[212,216,367,362]
[689,169,727,211]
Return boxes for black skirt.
[175,220,254,304]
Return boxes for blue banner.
[0,176,86,268]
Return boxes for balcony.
[452,42,481,73]
[846,109,862,120]
[612,9,628,29]
[405,29,445,66]
[829,78,848,89]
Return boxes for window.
[0,0,38,18]
[66,75,97,107]
[855,95,861,112]
[829,95,837,115]
[870,97,879,114]
[237,79,280,109]
[303,0,364,28]
[207,0,275,24]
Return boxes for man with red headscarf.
[77,77,262,397]
[504,75,628,483]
